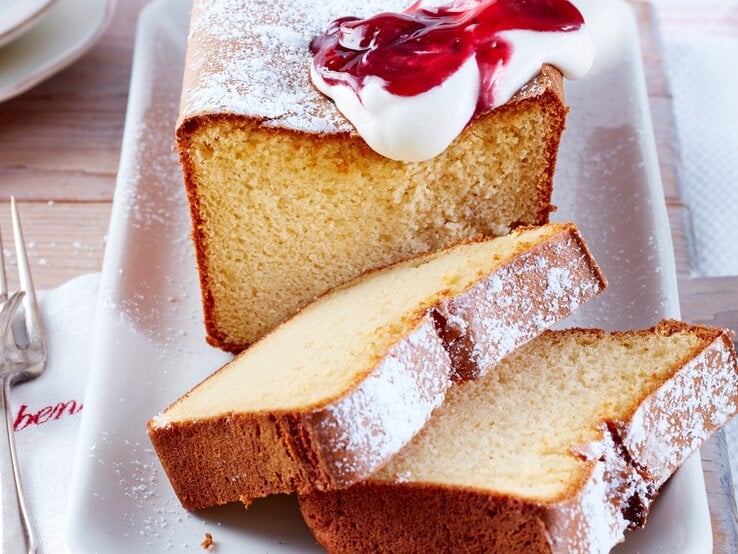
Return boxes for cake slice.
[148,223,605,510]
[299,322,738,553]
[178,0,571,352]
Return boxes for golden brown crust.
[531,65,567,225]
[176,67,568,353]
[298,324,738,553]
[299,483,551,553]
[175,122,225,351]
[148,224,606,510]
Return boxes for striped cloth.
[652,0,738,277]
[9,274,99,553]
[652,0,738,504]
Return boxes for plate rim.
[0,0,59,48]
[0,0,117,103]
[64,0,713,551]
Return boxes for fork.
[0,197,47,554]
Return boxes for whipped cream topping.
[310,0,594,162]
[310,57,480,163]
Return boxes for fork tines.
[0,197,45,356]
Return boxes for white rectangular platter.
[65,0,712,551]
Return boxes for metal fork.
[0,197,47,554]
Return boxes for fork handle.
[0,376,37,554]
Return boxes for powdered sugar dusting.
[550,428,642,553]
[547,267,573,296]
[180,0,408,133]
[619,333,738,486]
[85,431,207,550]
[445,234,604,378]
[516,72,554,99]
[313,321,453,482]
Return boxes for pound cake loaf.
[148,223,605,510]
[300,322,738,553]
[178,0,576,352]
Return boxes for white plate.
[65,0,712,551]
[0,0,57,48]
[0,0,116,103]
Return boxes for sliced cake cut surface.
[148,223,605,510]
[178,0,569,352]
[300,322,738,554]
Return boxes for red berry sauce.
[311,0,584,109]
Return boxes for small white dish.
[0,0,58,48]
[65,0,713,551]
[0,0,116,103]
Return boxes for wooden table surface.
[0,0,144,289]
[1,0,737,550]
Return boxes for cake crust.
[299,322,738,553]
[148,223,605,510]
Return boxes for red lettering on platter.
[13,400,84,431]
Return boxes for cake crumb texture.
[181,95,565,350]
[178,0,567,351]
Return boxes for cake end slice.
[178,1,570,352]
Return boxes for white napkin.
[8,273,99,553]
[652,0,738,276]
